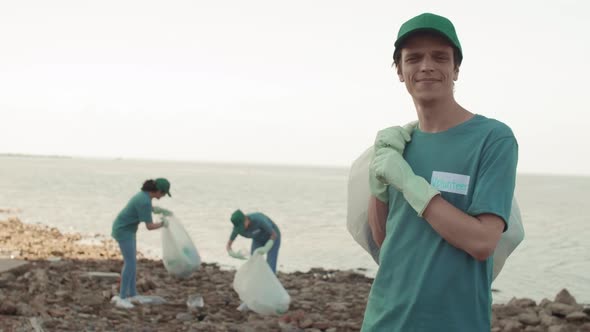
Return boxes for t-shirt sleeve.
[230,229,239,241]
[136,196,153,223]
[467,136,518,231]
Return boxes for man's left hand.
[253,239,274,256]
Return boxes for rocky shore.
[0,216,588,332]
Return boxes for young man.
[226,209,281,273]
[361,13,518,331]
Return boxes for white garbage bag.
[492,200,525,279]
[161,216,201,278]
[346,147,381,264]
[346,146,525,281]
[233,254,290,315]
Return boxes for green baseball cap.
[394,13,463,64]
[231,209,245,233]
[155,178,171,197]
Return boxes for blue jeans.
[251,236,281,273]
[117,238,137,299]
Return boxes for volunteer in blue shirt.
[110,178,171,309]
[226,209,281,273]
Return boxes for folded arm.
[422,196,505,261]
[145,221,165,230]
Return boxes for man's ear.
[453,66,459,81]
[397,66,404,82]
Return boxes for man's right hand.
[228,249,247,260]
[369,121,418,202]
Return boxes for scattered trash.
[80,272,120,280]
[186,293,204,308]
[0,248,20,259]
[129,295,166,305]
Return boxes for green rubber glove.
[228,249,247,260]
[374,123,413,151]
[253,239,274,256]
[160,216,170,227]
[369,121,419,203]
[371,148,439,217]
[152,206,173,217]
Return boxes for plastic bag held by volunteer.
[161,216,201,278]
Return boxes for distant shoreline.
[3,153,588,177]
[0,153,72,159]
[0,153,349,170]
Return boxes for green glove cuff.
[403,176,440,217]
[370,175,389,203]
[369,148,389,203]
[254,239,275,255]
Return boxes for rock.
[539,298,552,308]
[503,320,523,332]
[565,311,588,322]
[326,301,348,311]
[547,325,577,332]
[518,311,540,325]
[509,297,537,308]
[539,309,562,326]
[0,301,17,315]
[312,321,331,330]
[554,289,577,306]
[549,303,578,317]
[175,312,193,321]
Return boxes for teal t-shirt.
[230,212,281,243]
[111,191,154,241]
[362,115,518,332]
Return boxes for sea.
[1,155,588,304]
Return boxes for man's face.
[397,32,459,103]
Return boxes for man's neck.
[413,97,473,133]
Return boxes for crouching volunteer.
[226,209,281,273]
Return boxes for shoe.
[237,302,249,312]
[110,295,120,304]
[115,298,135,309]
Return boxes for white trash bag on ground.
[161,216,201,278]
[346,146,525,281]
[233,254,290,315]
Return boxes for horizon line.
[1,152,589,178]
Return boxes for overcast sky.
[1,0,588,175]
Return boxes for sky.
[1,0,589,175]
